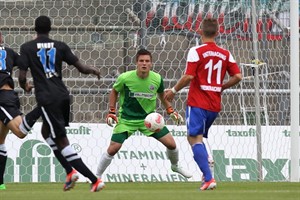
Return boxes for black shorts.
[41,97,70,139]
[0,90,22,125]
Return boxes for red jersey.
[185,42,241,112]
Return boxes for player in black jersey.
[18,16,104,192]
[0,32,41,190]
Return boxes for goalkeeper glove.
[106,108,118,127]
[166,106,183,125]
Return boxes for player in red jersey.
[165,18,242,190]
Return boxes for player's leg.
[189,134,216,190]
[55,136,101,188]
[187,106,217,190]
[0,91,24,138]
[0,90,41,137]
[55,136,104,192]
[201,138,215,185]
[6,116,26,138]
[202,112,218,182]
[152,127,192,178]
[18,106,42,135]
[42,102,104,192]
[7,106,41,138]
[0,122,9,190]
[47,137,78,191]
[96,137,124,178]
[186,106,218,190]
[0,100,39,189]
[97,119,133,178]
[41,122,76,191]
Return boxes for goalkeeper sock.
[45,137,73,174]
[166,147,179,166]
[96,152,114,178]
[61,145,97,183]
[0,144,7,185]
[192,143,212,182]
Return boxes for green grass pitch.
[1,182,299,200]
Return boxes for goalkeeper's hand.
[166,106,183,125]
[106,108,118,127]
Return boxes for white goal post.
[289,0,300,182]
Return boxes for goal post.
[239,62,269,127]
[290,0,300,182]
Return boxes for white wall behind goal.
[4,123,297,183]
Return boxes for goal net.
[0,0,297,183]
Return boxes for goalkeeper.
[96,49,192,179]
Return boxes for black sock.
[61,146,97,183]
[0,152,7,185]
[53,150,73,174]
[24,107,42,128]
[69,159,97,183]
[45,137,73,174]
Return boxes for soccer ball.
[144,112,165,132]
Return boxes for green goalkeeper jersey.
[113,70,164,120]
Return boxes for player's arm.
[165,74,194,102]
[221,73,242,92]
[106,88,119,127]
[63,42,101,80]
[158,92,183,125]
[165,46,197,100]
[222,52,243,91]
[172,74,194,93]
[18,69,33,92]
[158,92,171,109]
[108,88,118,110]
[73,60,101,80]
[18,45,33,92]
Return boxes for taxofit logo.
[226,128,256,137]
[66,125,91,135]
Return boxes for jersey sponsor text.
[200,85,222,92]
[129,92,154,99]
[202,51,226,60]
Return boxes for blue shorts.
[186,106,218,138]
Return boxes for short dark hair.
[35,16,51,34]
[201,18,219,37]
[135,49,152,62]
